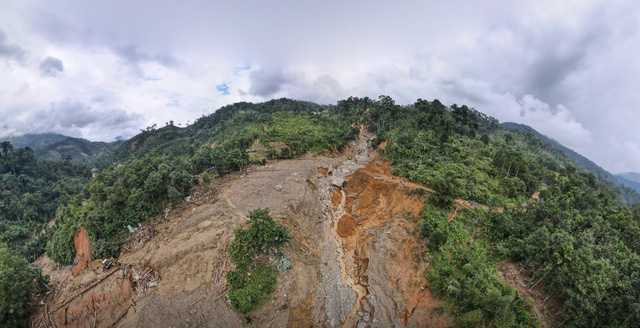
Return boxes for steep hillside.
[18,96,640,327]
[502,122,640,204]
[31,133,452,327]
[0,144,91,260]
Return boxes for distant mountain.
[615,172,640,193]
[2,133,69,150]
[617,172,640,184]
[1,133,121,166]
[502,122,640,204]
[37,137,119,164]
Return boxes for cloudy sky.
[0,0,639,173]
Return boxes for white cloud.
[0,0,639,172]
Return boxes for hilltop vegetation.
[503,122,640,204]
[37,137,117,167]
[1,134,118,167]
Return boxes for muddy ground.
[31,131,455,328]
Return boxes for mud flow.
[32,128,449,328]
[315,131,449,328]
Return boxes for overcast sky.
[0,0,639,173]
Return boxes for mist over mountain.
[617,172,640,184]
[615,172,640,193]
[1,133,120,165]
[2,133,70,150]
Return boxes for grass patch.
[226,209,291,314]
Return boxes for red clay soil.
[336,213,356,238]
[71,227,91,276]
[50,272,135,328]
[335,158,450,327]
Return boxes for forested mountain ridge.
[618,172,640,183]
[2,97,639,327]
[1,133,69,150]
[616,172,640,193]
[502,122,640,204]
[0,134,119,166]
[37,137,118,165]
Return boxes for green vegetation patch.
[0,142,90,261]
[481,178,640,327]
[0,246,47,328]
[226,209,291,314]
[421,204,536,327]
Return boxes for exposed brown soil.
[333,157,450,327]
[33,156,341,328]
[316,166,329,176]
[31,130,552,327]
[71,227,91,276]
[336,214,356,238]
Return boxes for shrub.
[273,251,292,272]
[227,263,278,313]
[421,206,536,327]
[226,209,291,313]
[0,246,47,327]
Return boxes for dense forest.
[2,97,640,327]
[0,142,90,325]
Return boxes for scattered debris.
[123,220,159,253]
[127,265,159,294]
[127,225,136,233]
[274,184,283,191]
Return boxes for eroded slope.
[32,136,449,327]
